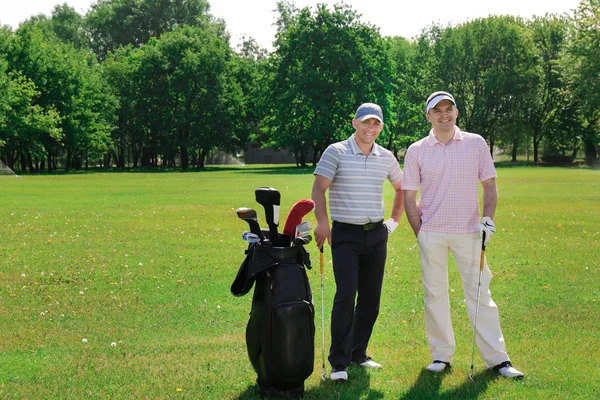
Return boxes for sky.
[1,0,583,51]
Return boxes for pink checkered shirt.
[402,127,497,234]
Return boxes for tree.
[85,0,212,60]
[108,24,242,169]
[270,1,393,166]
[227,38,271,157]
[424,16,539,156]
[8,21,116,171]
[386,36,431,157]
[562,0,600,163]
[516,15,569,163]
[0,47,62,171]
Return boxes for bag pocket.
[271,300,315,382]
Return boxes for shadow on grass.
[400,368,498,400]
[233,364,383,399]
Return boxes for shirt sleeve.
[478,137,497,182]
[313,145,339,180]
[401,144,420,190]
[388,155,403,185]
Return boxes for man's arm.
[403,189,420,237]
[481,177,498,219]
[390,180,404,222]
[311,174,332,248]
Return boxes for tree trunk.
[181,145,189,170]
[199,148,206,168]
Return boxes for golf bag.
[231,235,314,399]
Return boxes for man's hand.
[478,216,496,245]
[383,218,398,235]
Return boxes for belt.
[333,220,384,231]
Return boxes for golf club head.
[295,221,312,238]
[282,199,315,238]
[236,207,257,221]
[292,234,312,246]
[255,187,281,246]
[236,207,265,243]
[242,231,260,243]
[255,187,281,225]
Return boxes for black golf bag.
[231,236,315,399]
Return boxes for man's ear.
[352,119,358,129]
[425,112,431,123]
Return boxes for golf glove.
[383,218,398,235]
[478,216,496,245]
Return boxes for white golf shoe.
[426,360,451,373]
[494,361,524,379]
[330,367,348,382]
[355,356,383,369]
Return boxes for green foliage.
[6,21,116,171]
[386,36,430,155]
[562,0,600,161]
[3,1,600,171]
[85,0,213,60]
[1,167,599,398]
[425,16,539,154]
[269,2,393,165]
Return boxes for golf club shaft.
[470,232,486,380]
[320,246,326,381]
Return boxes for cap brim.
[426,95,455,112]
[357,114,383,122]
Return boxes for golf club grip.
[319,246,324,274]
[479,231,486,271]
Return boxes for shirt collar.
[349,134,381,156]
[426,126,463,147]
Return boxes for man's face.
[353,117,384,146]
[426,100,458,131]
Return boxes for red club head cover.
[283,199,315,238]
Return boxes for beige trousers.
[418,231,510,368]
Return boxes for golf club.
[294,221,312,238]
[469,231,486,382]
[236,207,265,244]
[242,231,261,243]
[319,246,326,381]
[291,233,312,246]
[282,199,315,239]
[255,187,281,246]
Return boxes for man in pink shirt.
[402,91,523,378]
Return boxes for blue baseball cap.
[354,103,383,123]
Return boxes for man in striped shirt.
[402,91,524,378]
[312,102,404,382]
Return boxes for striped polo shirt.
[401,127,497,234]
[314,135,403,225]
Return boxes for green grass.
[1,165,599,399]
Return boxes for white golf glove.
[383,218,398,235]
[478,216,496,245]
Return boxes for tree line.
[1,0,599,172]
